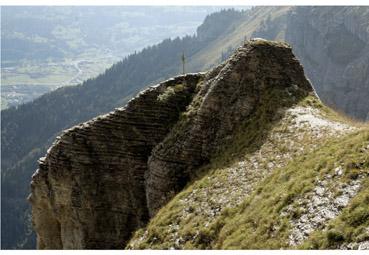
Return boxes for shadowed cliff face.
[29,39,313,249]
[29,74,202,249]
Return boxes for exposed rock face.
[30,39,313,249]
[29,73,202,249]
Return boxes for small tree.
[181,52,186,75]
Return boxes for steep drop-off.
[30,39,316,249]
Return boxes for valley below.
[1,52,119,109]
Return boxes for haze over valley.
[1,6,243,109]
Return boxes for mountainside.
[2,7,369,249]
[30,39,369,250]
[265,7,369,120]
[29,73,202,249]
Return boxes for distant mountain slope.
[279,7,369,120]
[187,6,369,120]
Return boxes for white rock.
[335,166,343,176]
[359,241,369,250]
[315,186,325,196]
[334,195,349,207]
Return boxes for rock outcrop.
[29,39,313,249]
[29,73,202,249]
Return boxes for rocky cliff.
[146,39,312,216]
[30,39,369,250]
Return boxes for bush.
[326,230,345,245]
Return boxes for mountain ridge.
[2,7,369,249]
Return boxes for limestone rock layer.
[29,73,202,249]
[30,40,313,249]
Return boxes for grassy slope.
[128,94,369,249]
[216,128,369,249]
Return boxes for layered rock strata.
[29,73,202,249]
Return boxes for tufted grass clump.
[157,83,186,102]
